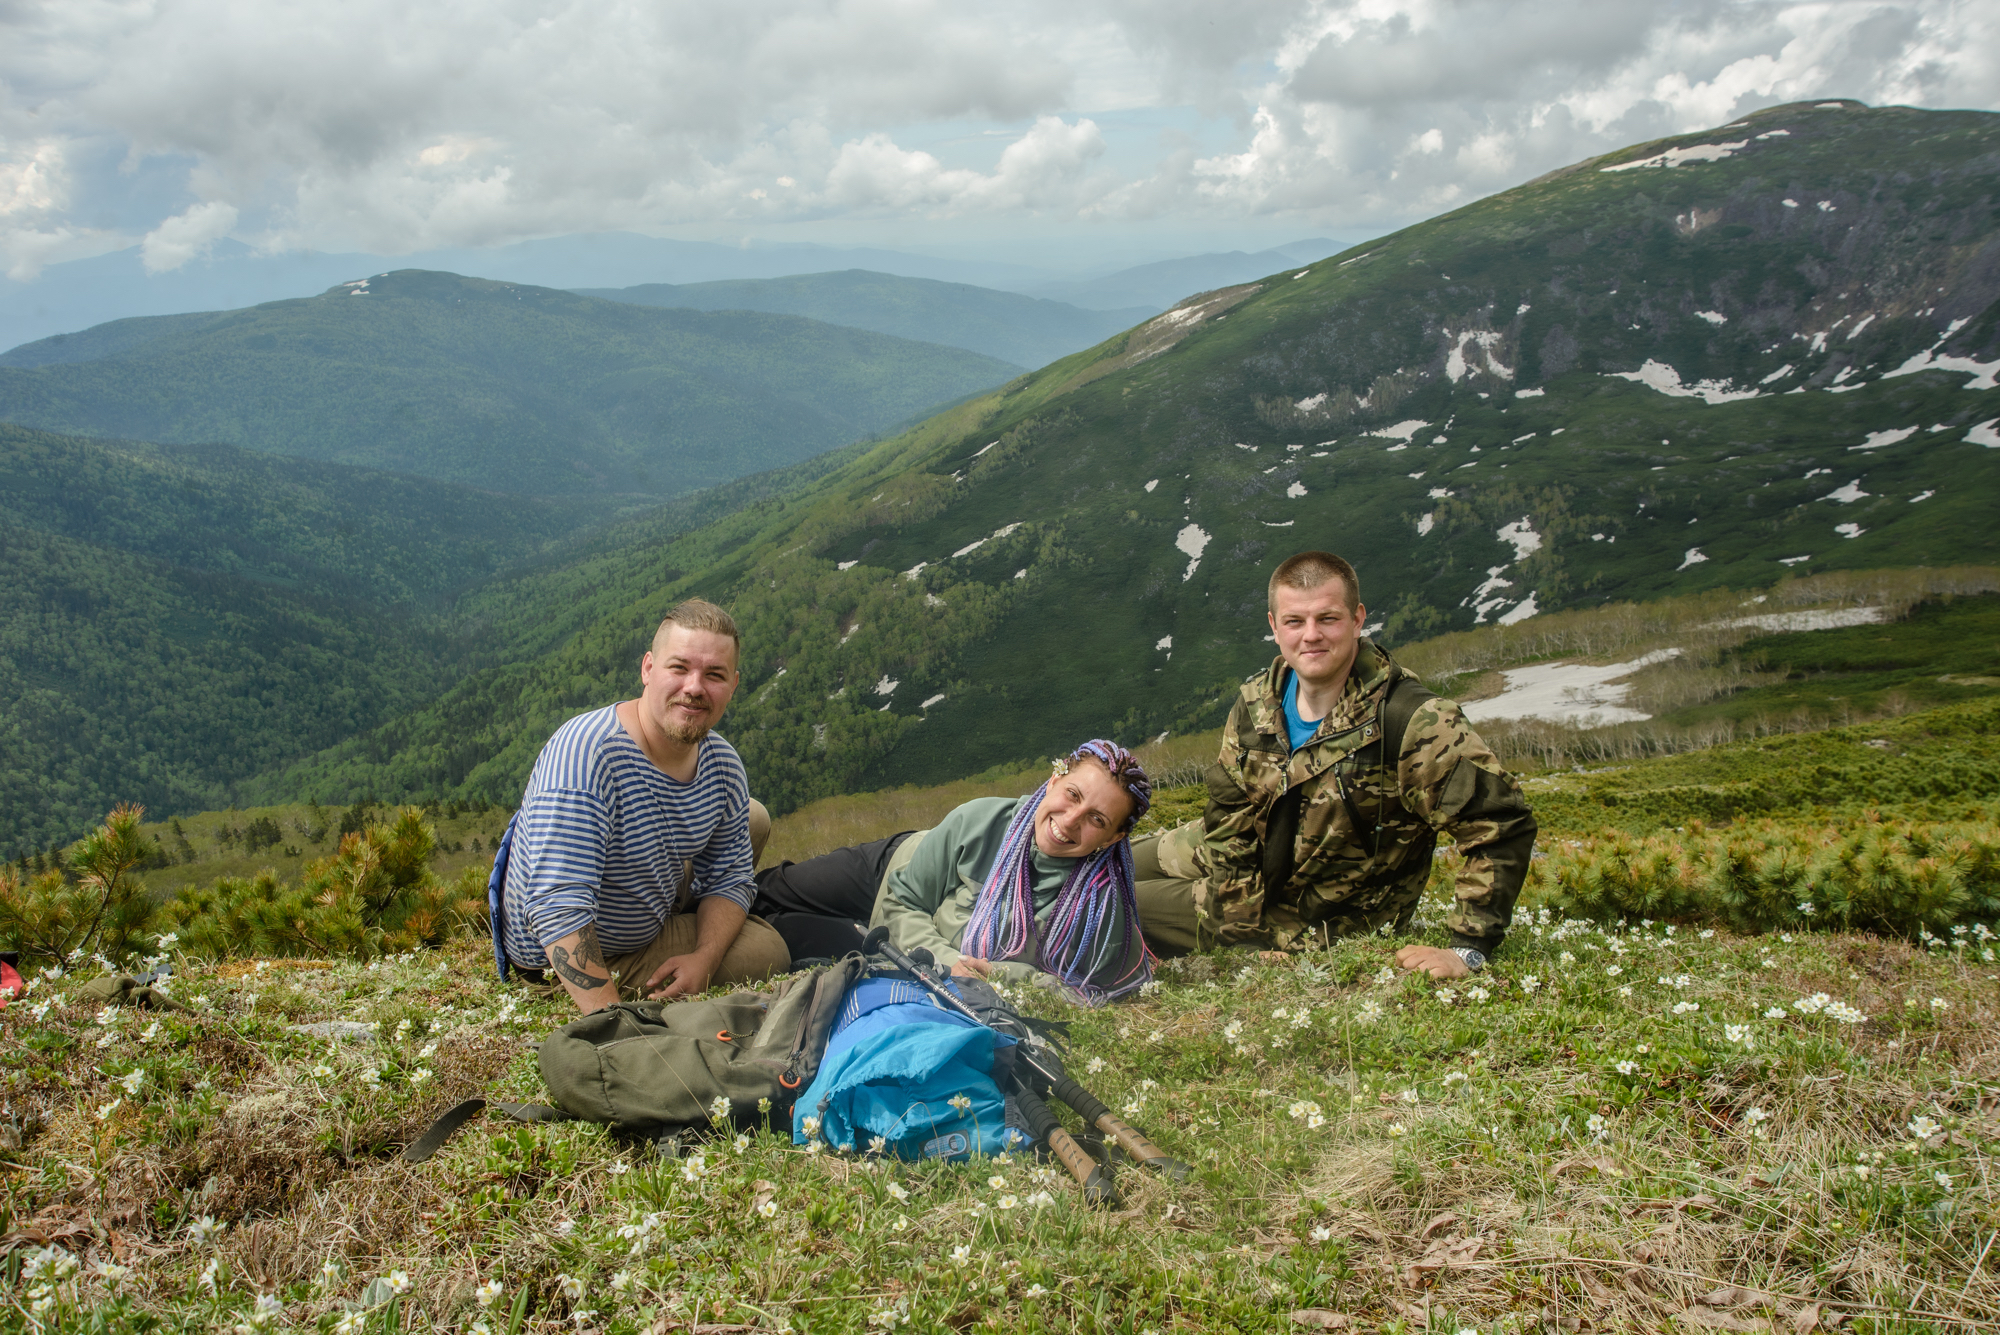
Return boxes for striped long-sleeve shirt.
[499,705,755,969]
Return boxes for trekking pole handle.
[1013,1084,1118,1209]
[1050,1075,1192,1181]
[861,928,984,1024]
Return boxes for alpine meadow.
[6,95,2000,1335]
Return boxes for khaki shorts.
[518,799,789,998]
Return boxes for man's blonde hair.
[653,598,741,655]
[1267,551,1360,612]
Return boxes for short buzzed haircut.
[654,598,741,654]
[1268,551,1360,612]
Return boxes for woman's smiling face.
[1031,757,1135,859]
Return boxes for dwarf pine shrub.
[162,808,486,961]
[0,803,157,966]
[1541,808,2000,936]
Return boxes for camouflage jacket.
[1188,641,1536,953]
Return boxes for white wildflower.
[475,1279,504,1309]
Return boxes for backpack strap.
[487,815,518,982]
[1370,673,1439,858]
[400,1095,573,1164]
[1379,672,1438,768]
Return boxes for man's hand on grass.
[951,956,994,979]
[1394,944,1470,979]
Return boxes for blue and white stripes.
[500,705,754,970]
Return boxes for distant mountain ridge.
[264,100,2000,817]
[0,270,1023,499]
[575,270,1152,370]
[1019,239,1347,310]
[0,233,1071,354]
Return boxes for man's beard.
[662,700,713,744]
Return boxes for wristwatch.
[1449,946,1487,971]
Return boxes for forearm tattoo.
[551,923,611,992]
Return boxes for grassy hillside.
[8,700,2000,1331]
[576,270,1150,371]
[0,270,1024,499]
[263,102,2000,818]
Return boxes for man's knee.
[749,798,771,869]
[715,914,789,986]
[1134,875,1206,957]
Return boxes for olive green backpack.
[403,954,868,1161]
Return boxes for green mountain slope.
[0,420,898,855]
[0,422,602,607]
[251,102,2000,814]
[0,424,595,854]
[0,271,1024,499]
[575,270,1151,371]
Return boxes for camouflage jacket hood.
[1183,639,1537,953]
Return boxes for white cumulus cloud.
[140,202,240,274]
[0,0,1992,267]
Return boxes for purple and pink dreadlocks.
[957,740,1155,1004]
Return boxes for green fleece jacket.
[867,795,1071,983]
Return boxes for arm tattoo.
[551,923,611,992]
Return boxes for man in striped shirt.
[500,599,788,1012]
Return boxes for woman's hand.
[952,956,994,979]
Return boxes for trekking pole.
[859,928,1190,1183]
[1011,1083,1119,1207]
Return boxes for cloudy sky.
[3,0,1996,280]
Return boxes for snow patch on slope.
[1601,140,1747,172]
[1607,360,1759,404]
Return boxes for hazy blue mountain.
[1019,239,1349,311]
[575,270,1153,369]
[0,270,1024,499]
[268,102,2000,816]
[0,233,1071,353]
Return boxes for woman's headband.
[1053,739,1153,831]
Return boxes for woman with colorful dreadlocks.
[747,739,1154,1004]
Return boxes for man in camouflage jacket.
[1132,551,1536,977]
